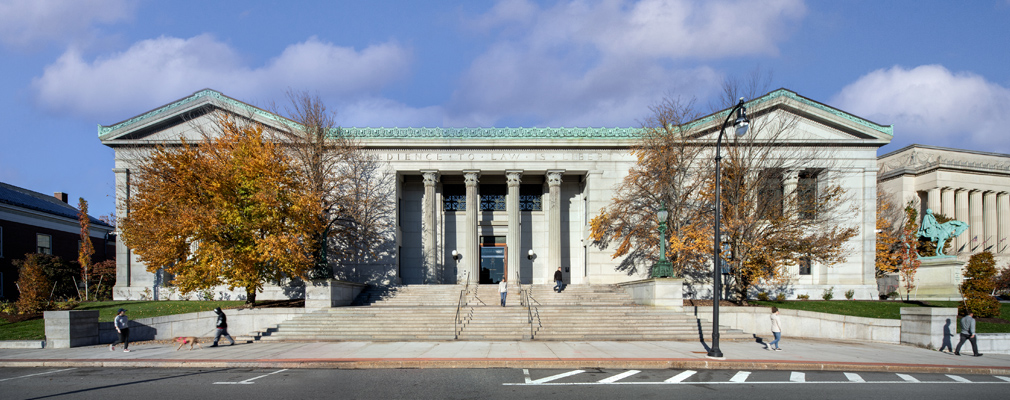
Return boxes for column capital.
[506,170,523,187]
[463,170,480,186]
[546,170,565,187]
[421,170,440,185]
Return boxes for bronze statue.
[917,208,969,257]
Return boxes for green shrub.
[757,292,770,301]
[797,294,810,300]
[845,289,855,300]
[775,293,786,301]
[822,286,835,301]
[960,292,1000,318]
[0,300,16,314]
[14,254,51,314]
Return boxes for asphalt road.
[1,367,1008,400]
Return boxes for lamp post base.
[650,260,674,278]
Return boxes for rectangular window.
[799,258,812,275]
[443,184,466,211]
[37,233,52,255]
[798,169,819,220]
[445,184,544,212]
[757,168,784,219]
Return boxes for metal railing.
[516,280,541,340]
[454,271,472,339]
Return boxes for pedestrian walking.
[768,307,782,351]
[109,308,131,352]
[210,307,235,347]
[954,312,983,357]
[553,267,564,292]
[499,277,508,307]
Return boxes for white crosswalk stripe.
[729,371,751,383]
[507,370,1010,386]
[664,370,697,383]
[598,370,640,383]
[844,373,864,382]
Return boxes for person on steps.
[554,267,564,292]
[210,307,236,347]
[499,277,508,307]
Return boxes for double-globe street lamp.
[709,98,750,358]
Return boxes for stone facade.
[99,88,891,301]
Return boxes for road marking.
[790,372,805,382]
[844,373,864,382]
[526,370,585,384]
[0,368,76,382]
[214,369,288,385]
[523,369,531,384]
[996,376,1010,382]
[598,370,640,383]
[946,375,971,383]
[665,370,697,383]
[896,374,919,382]
[729,371,751,383]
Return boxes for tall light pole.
[652,203,673,278]
[709,97,750,358]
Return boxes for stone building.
[99,88,891,301]
[877,145,1010,279]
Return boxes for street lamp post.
[652,203,673,278]
[709,98,750,358]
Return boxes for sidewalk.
[2,339,1009,374]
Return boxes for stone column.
[927,187,941,215]
[941,188,955,220]
[421,170,439,283]
[783,170,799,217]
[506,170,522,284]
[547,170,564,281]
[464,170,480,283]
[955,189,970,253]
[999,192,1010,254]
[112,168,132,291]
[970,190,984,253]
[985,191,998,253]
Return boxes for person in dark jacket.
[553,267,564,292]
[210,307,235,347]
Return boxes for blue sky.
[2,0,1010,218]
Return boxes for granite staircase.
[254,284,751,342]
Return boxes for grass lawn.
[751,300,1010,333]
[0,300,244,341]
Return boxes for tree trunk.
[245,286,257,306]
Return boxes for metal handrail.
[515,280,539,340]
[454,271,471,339]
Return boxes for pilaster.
[506,170,522,283]
[421,170,439,283]
[464,170,480,282]
[547,170,564,282]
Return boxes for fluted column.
[464,170,480,283]
[927,187,941,214]
[506,170,522,284]
[985,191,997,253]
[782,170,799,217]
[970,190,984,253]
[999,192,1010,254]
[421,170,439,283]
[547,170,564,281]
[941,188,955,219]
[955,189,970,253]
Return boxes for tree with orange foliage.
[77,197,94,300]
[120,117,322,304]
[875,189,902,278]
[897,202,922,301]
[590,96,712,278]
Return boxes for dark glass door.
[480,236,506,284]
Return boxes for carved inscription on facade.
[384,152,608,162]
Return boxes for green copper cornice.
[339,127,641,139]
[98,89,298,137]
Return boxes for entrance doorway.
[480,236,506,284]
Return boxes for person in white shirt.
[768,307,782,351]
[498,277,508,307]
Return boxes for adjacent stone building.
[100,88,892,301]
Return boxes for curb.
[2,358,1009,375]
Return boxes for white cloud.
[0,0,135,48]
[32,35,415,123]
[449,0,805,126]
[832,65,1010,153]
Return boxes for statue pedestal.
[901,257,965,300]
